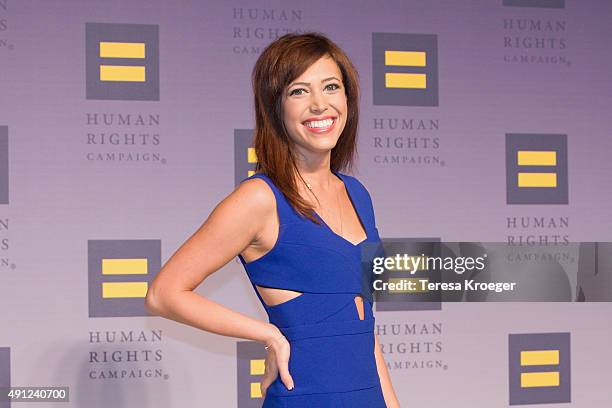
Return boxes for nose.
[309,89,328,113]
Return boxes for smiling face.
[281,55,348,162]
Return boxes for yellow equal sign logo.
[520,349,560,388]
[517,150,557,188]
[384,50,427,89]
[99,41,146,82]
[247,147,258,177]
[249,358,265,398]
[101,258,149,298]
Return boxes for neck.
[293,151,335,191]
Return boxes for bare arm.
[144,178,282,347]
[374,333,400,407]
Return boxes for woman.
[145,32,400,407]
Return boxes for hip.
[265,318,380,397]
[263,382,387,408]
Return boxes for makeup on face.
[282,57,347,146]
[301,115,338,134]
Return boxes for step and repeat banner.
[1,0,610,406]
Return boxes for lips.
[302,115,337,124]
[302,117,337,134]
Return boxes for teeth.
[304,118,334,129]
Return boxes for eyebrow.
[288,76,341,88]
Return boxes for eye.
[289,88,306,96]
[288,83,341,97]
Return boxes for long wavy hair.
[251,32,361,225]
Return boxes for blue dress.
[237,170,387,408]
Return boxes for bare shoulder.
[145,177,279,297]
[219,176,278,243]
[230,177,279,261]
[232,177,276,215]
[197,176,277,243]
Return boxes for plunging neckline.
[311,170,368,247]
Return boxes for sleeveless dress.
[237,170,387,408]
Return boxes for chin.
[310,140,339,153]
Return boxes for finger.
[261,376,272,397]
[276,355,294,390]
[265,359,278,376]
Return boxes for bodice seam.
[245,240,359,267]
